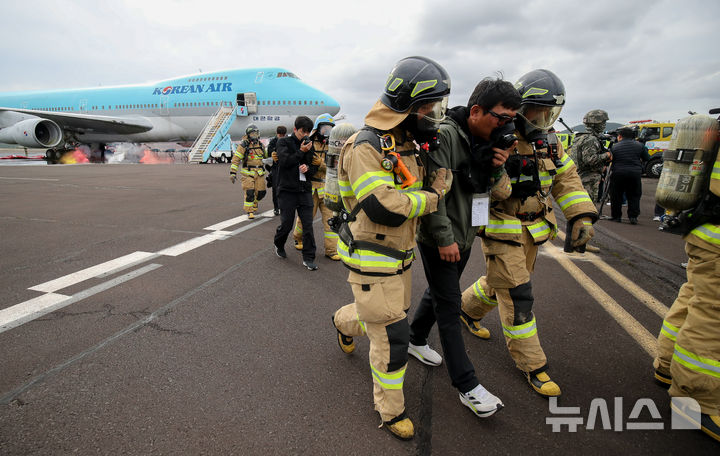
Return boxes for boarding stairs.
[187,106,237,163]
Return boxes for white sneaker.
[459,383,504,418]
[653,216,662,221]
[408,342,442,366]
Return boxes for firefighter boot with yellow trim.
[381,412,414,441]
[671,398,720,443]
[525,370,561,397]
[248,212,255,219]
[294,240,303,250]
[460,311,490,339]
[331,315,355,354]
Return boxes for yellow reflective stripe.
[294,224,303,234]
[557,191,592,210]
[691,223,720,245]
[528,220,551,240]
[660,319,679,341]
[230,164,239,171]
[539,171,552,187]
[485,219,522,234]
[337,239,408,270]
[240,169,256,176]
[352,171,394,199]
[370,363,405,390]
[711,161,720,180]
[472,280,497,306]
[339,180,353,197]
[673,343,720,378]
[513,174,534,183]
[243,201,254,208]
[582,220,592,226]
[356,312,367,334]
[556,154,574,174]
[324,231,338,239]
[316,187,325,198]
[502,317,537,339]
[234,151,243,159]
[404,191,428,219]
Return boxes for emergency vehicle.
[627,120,675,177]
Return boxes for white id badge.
[299,169,307,181]
[472,193,490,227]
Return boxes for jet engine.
[0,118,63,148]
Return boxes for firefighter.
[572,109,613,203]
[292,113,340,260]
[460,69,598,398]
[230,124,268,219]
[653,112,720,443]
[331,56,453,441]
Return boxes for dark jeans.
[270,165,279,211]
[274,190,315,261]
[610,172,642,219]
[409,242,478,394]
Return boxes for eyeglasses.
[488,110,516,124]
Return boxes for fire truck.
[627,119,675,177]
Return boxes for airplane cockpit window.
[276,72,300,79]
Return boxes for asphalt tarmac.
[0,164,716,455]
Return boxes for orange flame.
[59,148,89,164]
[140,149,174,164]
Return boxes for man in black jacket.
[609,127,650,224]
[273,116,319,270]
[267,125,287,216]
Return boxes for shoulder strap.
[354,127,383,153]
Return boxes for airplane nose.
[324,94,340,116]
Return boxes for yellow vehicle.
[628,120,675,177]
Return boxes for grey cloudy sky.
[1,0,718,131]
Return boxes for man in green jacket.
[407,77,520,418]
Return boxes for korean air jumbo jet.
[0,68,340,161]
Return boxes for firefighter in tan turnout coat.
[230,124,267,219]
[460,70,598,398]
[331,56,453,441]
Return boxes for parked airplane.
[0,68,340,162]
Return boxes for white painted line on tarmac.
[203,209,275,231]
[29,251,156,293]
[0,177,59,181]
[157,233,222,257]
[0,263,162,334]
[544,243,657,358]
[0,293,70,333]
[555,231,670,318]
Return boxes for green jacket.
[417,110,511,252]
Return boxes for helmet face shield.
[248,131,259,140]
[318,124,333,138]
[411,96,448,125]
[518,104,562,131]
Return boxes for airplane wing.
[0,107,153,135]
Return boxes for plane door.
[160,95,169,115]
[236,92,257,115]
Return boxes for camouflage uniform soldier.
[571,109,612,202]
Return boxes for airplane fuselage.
[0,68,340,147]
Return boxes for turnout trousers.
[293,187,338,256]
[333,270,412,422]
[241,172,267,214]
[409,242,479,393]
[654,241,720,415]
[461,228,548,373]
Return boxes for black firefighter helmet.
[514,69,565,135]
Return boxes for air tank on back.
[655,114,719,214]
[324,123,357,212]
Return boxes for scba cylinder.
[655,114,719,213]
[324,123,357,212]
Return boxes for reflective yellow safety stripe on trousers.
[370,363,405,390]
[556,191,593,211]
[472,279,498,306]
[690,223,720,246]
[660,319,679,341]
[673,343,720,379]
[337,239,411,272]
[502,317,538,339]
[485,219,522,235]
